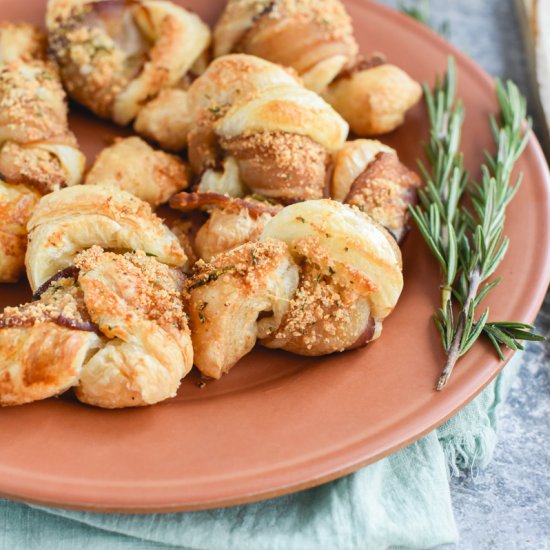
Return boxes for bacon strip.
[0,309,100,334]
[169,191,281,217]
[346,315,376,350]
[32,265,80,300]
[334,55,386,81]
[56,315,101,334]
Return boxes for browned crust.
[186,238,287,295]
[226,0,358,74]
[0,322,95,406]
[0,22,47,62]
[0,141,72,194]
[85,136,189,206]
[344,152,421,242]
[169,191,281,216]
[0,60,71,142]
[333,54,386,82]
[48,1,140,119]
[261,256,373,354]
[0,183,40,282]
[221,131,329,202]
[75,247,188,335]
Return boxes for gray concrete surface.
[381,1,550,548]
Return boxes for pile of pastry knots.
[0,0,422,408]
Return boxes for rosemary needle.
[409,57,544,390]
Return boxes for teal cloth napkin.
[0,355,520,550]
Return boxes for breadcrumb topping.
[48,3,141,118]
[186,238,288,295]
[345,152,421,241]
[222,131,327,200]
[75,246,187,333]
[0,60,68,142]
[269,261,343,348]
[0,276,92,330]
[226,0,357,58]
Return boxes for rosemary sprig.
[410,57,544,390]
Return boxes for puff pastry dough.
[186,239,299,378]
[332,139,421,242]
[0,322,100,407]
[0,22,46,63]
[47,0,211,126]
[213,0,422,135]
[0,23,85,283]
[134,88,192,152]
[26,185,186,291]
[0,23,85,194]
[74,247,193,408]
[0,248,193,408]
[170,192,281,261]
[186,199,403,375]
[323,62,423,135]
[0,181,40,282]
[85,137,189,207]
[187,54,348,202]
[260,200,403,354]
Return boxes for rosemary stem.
[437,318,464,390]
[437,268,482,390]
[441,285,452,311]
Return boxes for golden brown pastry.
[0,247,193,408]
[260,200,403,354]
[74,247,193,408]
[0,22,85,282]
[331,139,421,242]
[47,0,211,127]
[0,24,85,194]
[0,181,40,282]
[186,199,403,377]
[170,192,281,261]
[134,88,192,152]
[323,61,423,135]
[0,22,46,63]
[186,54,348,202]
[213,0,422,135]
[25,185,186,292]
[186,239,299,379]
[0,322,101,407]
[85,136,189,207]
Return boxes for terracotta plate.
[0,0,549,513]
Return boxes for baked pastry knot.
[0,181,40,283]
[25,185,186,292]
[213,0,422,135]
[186,200,403,376]
[47,0,211,126]
[170,192,282,261]
[260,200,403,355]
[186,239,299,379]
[0,23,85,194]
[331,139,421,242]
[0,247,193,408]
[85,136,189,207]
[187,54,348,202]
[0,23,85,282]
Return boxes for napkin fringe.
[442,427,497,477]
